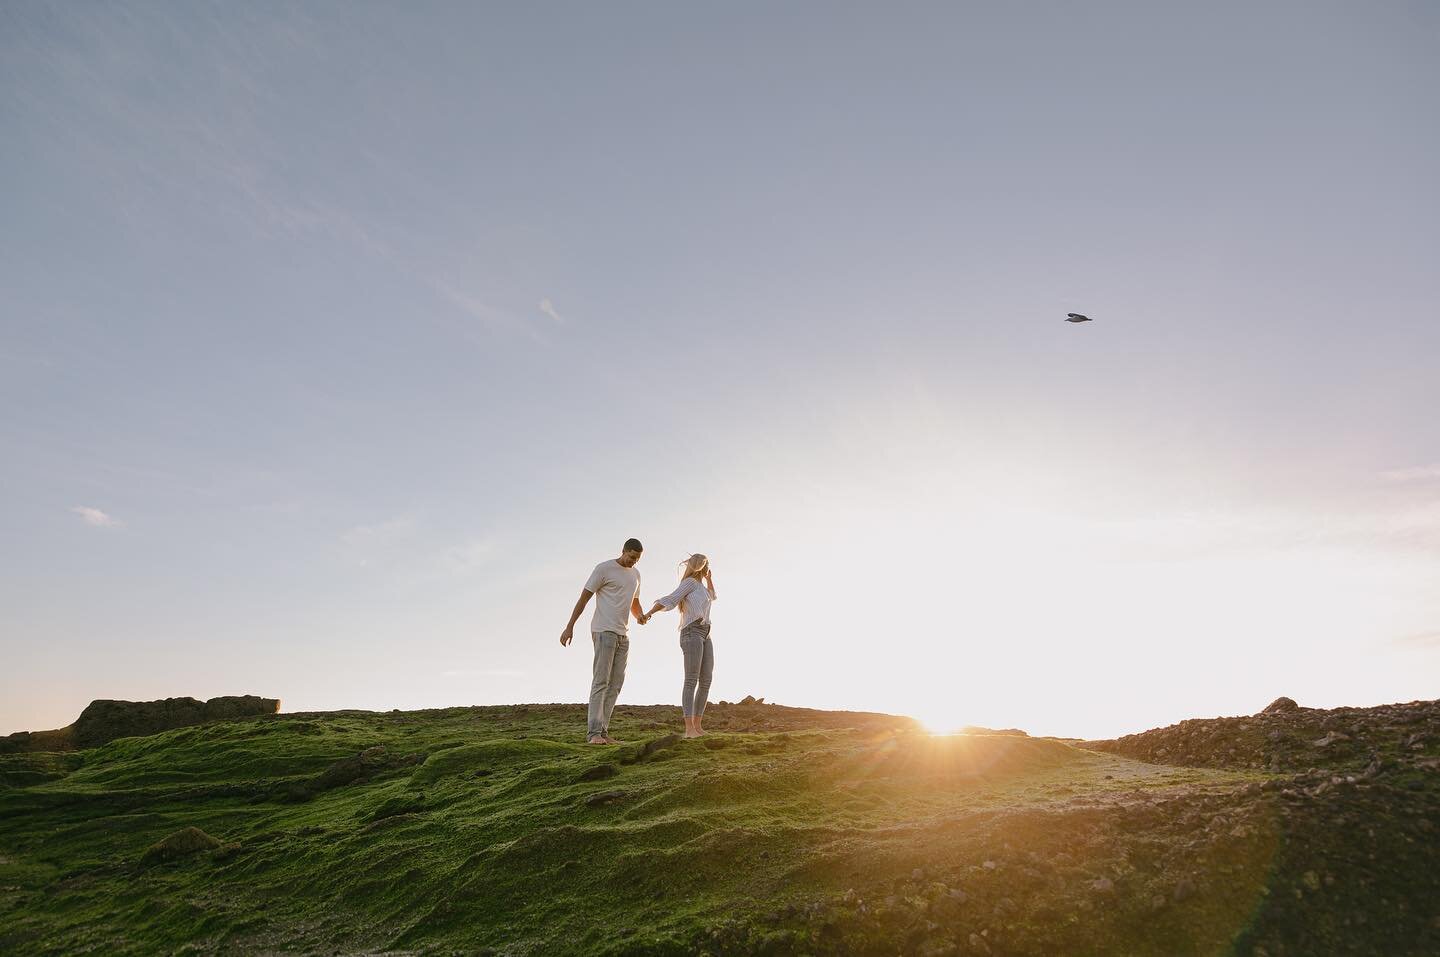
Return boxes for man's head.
[618,538,643,567]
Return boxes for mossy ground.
[1,703,1436,955]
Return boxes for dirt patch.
[140,827,222,865]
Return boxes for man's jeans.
[589,630,629,737]
[679,620,714,718]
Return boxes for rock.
[203,695,280,720]
[141,826,222,864]
[1261,697,1300,715]
[739,695,758,705]
[1091,877,1115,894]
[71,695,280,749]
[583,789,627,807]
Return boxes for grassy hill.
[1,700,1437,955]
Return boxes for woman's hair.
[678,553,708,581]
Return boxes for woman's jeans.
[679,620,714,718]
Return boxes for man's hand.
[637,613,649,625]
[560,626,574,647]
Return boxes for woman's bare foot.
[587,735,607,745]
[602,734,621,744]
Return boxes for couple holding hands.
[559,538,717,744]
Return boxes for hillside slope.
[2,701,1437,955]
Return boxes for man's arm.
[560,590,594,647]
[632,594,648,625]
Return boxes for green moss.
[1,702,1436,956]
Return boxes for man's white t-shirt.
[584,559,641,636]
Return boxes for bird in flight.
[1065,313,1092,323]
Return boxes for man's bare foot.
[587,735,607,745]
[602,735,621,744]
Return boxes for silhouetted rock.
[71,695,280,749]
[1262,697,1300,714]
[0,726,74,755]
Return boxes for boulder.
[1261,697,1300,715]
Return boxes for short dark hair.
[623,538,643,553]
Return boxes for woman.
[646,554,717,738]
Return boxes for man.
[560,538,647,744]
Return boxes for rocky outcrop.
[1,695,280,754]
[72,696,280,748]
[1084,698,1439,774]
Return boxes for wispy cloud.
[70,506,122,528]
[538,298,564,323]
[1381,464,1440,483]
[432,280,523,331]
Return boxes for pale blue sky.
[3,2,1437,737]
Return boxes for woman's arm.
[704,568,717,600]
[650,579,693,617]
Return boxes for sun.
[914,709,970,736]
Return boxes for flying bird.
[1065,313,1091,323]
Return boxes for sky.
[2,2,1437,739]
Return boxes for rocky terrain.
[1085,696,1439,776]
[1,697,1436,955]
[0,695,280,755]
